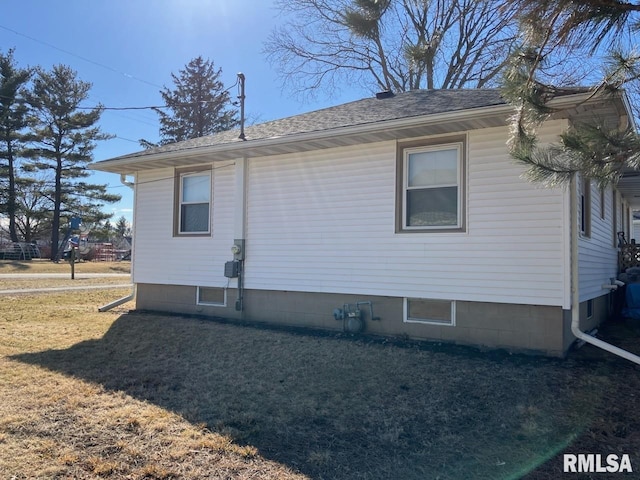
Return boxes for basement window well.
[404,298,456,326]
[197,287,226,307]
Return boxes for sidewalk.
[0,273,129,279]
[0,284,132,294]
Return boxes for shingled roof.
[107,89,507,161]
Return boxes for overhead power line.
[79,101,226,111]
[0,93,239,113]
[78,77,242,111]
[0,23,163,89]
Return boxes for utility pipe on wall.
[570,174,640,365]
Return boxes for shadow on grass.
[106,261,131,274]
[0,260,32,270]
[11,312,608,480]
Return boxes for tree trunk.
[7,143,19,242]
[426,59,434,90]
[50,158,63,261]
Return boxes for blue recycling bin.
[623,283,640,319]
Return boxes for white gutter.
[570,174,640,364]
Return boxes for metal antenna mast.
[237,73,246,140]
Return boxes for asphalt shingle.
[121,89,506,159]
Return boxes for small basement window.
[197,287,226,307]
[404,298,456,326]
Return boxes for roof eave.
[91,92,604,175]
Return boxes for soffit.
[617,174,640,209]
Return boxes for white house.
[92,89,640,357]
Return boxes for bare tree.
[13,175,51,243]
[264,0,518,98]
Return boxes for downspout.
[98,285,135,312]
[99,174,136,312]
[570,174,640,364]
[233,158,247,313]
[120,173,134,188]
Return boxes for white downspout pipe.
[98,285,136,312]
[99,174,136,312]
[120,174,134,188]
[570,174,640,364]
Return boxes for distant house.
[92,89,639,357]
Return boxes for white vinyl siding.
[244,123,569,307]
[130,122,596,309]
[634,220,640,243]
[578,179,618,302]
[132,164,235,287]
[580,176,591,237]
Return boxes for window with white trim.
[399,139,465,231]
[177,170,211,234]
[404,298,456,326]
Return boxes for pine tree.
[23,65,120,260]
[0,49,31,242]
[501,0,640,187]
[115,216,130,238]
[154,56,238,145]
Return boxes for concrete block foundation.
[135,283,611,357]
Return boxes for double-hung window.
[175,168,211,235]
[398,137,465,232]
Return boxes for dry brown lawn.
[1,284,640,479]
[0,277,131,291]
[0,260,131,292]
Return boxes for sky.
[1,1,363,224]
